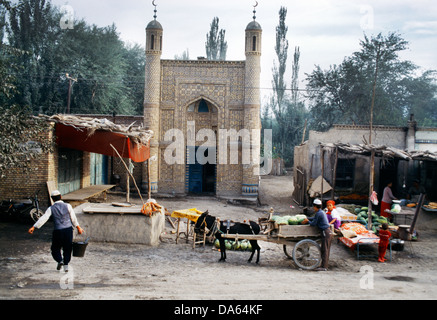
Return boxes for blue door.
[189,163,203,193]
[188,146,216,194]
[90,153,108,185]
[58,148,82,195]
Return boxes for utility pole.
[66,73,77,114]
[367,45,381,230]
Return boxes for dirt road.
[1,175,437,300]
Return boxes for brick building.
[143,11,263,198]
[293,118,437,206]
[0,8,263,208]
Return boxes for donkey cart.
[220,223,323,271]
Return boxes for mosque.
[143,3,263,199]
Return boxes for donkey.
[195,211,261,264]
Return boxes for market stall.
[171,208,204,246]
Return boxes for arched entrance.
[186,98,218,194]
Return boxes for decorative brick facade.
[143,16,263,198]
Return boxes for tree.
[270,7,289,158]
[205,17,227,61]
[5,0,146,116]
[306,32,437,130]
[264,7,309,166]
[0,0,53,178]
[174,49,190,60]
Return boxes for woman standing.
[326,200,341,233]
[381,182,397,220]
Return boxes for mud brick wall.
[0,125,56,209]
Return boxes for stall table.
[339,222,392,261]
[171,208,204,245]
[340,233,392,261]
[387,207,416,225]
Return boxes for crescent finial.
[152,0,157,20]
[253,1,258,20]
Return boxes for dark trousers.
[51,227,73,265]
[321,228,332,269]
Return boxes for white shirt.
[33,200,79,229]
[330,208,341,222]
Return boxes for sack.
[341,229,357,239]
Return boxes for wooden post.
[126,168,130,203]
[301,119,307,145]
[110,144,144,205]
[367,149,375,230]
[409,193,425,236]
[320,147,325,203]
[148,159,151,200]
[331,147,338,200]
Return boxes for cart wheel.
[292,239,322,270]
[283,245,293,259]
[30,208,44,222]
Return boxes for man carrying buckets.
[28,190,84,273]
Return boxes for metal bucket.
[72,237,90,257]
[391,239,404,251]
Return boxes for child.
[378,223,392,262]
[326,200,341,232]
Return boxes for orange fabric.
[339,233,379,249]
[55,123,150,163]
[341,222,368,235]
[141,202,162,217]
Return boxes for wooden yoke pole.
[110,144,145,205]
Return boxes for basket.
[72,237,90,257]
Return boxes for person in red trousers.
[381,181,397,221]
[378,223,392,262]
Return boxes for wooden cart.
[220,222,323,270]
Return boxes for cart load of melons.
[269,215,308,226]
[214,239,253,251]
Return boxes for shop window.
[336,159,355,189]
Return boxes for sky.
[46,0,437,101]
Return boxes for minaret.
[242,3,262,197]
[143,2,162,194]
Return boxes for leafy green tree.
[270,6,289,159]
[265,7,309,166]
[0,0,53,178]
[306,32,437,130]
[205,17,227,61]
[5,0,146,116]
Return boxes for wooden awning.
[40,115,153,163]
[56,123,150,162]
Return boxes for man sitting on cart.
[302,199,332,271]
